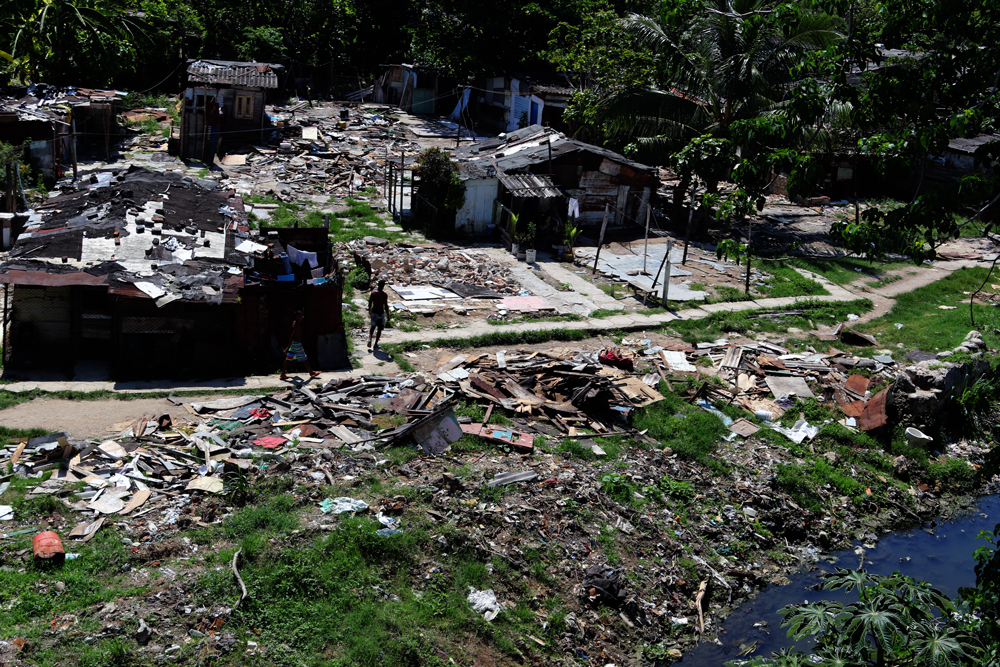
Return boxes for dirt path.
[848,259,985,323]
[0,397,209,439]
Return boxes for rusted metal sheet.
[845,374,871,395]
[859,388,888,430]
[387,388,422,413]
[0,270,106,286]
[186,60,281,88]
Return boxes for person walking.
[367,280,389,350]
[280,310,321,380]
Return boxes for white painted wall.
[455,177,498,235]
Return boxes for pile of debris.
[216,103,421,201]
[1,331,990,664]
[346,239,523,296]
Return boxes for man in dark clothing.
[367,280,389,350]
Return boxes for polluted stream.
[676,495,999,665]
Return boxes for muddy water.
[676,495,999,665]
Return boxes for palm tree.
[600,0,842,222]
[2,0,147,83]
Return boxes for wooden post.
[661,240,673,307]
[70,117,78,181]
[456,89,463,148]
[682,181,697,264]
[388,162,395,216]
[744,217,752,295]
[591,203,610,275]
[399,151,406,222]
[644,241,672,307]
[642,204,650,274]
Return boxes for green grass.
[867,274,902,289]
[486,314,583,326]
[589,308,620,318]
[192,514,550,665]
[0,527,150,665]
[665,298,874,345]
[848,267,1000,355]
[759,265,828,299]
[783,256,916,285]
[383,327,592,357]
[632,384,729,473]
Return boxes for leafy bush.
[739,568,985,666]
[925,457,979,492]
[600,473,636,505]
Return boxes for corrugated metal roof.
[186,60,282,89]
[947,134,1000,155]
[498,172,561,198]
[458,125,656,176]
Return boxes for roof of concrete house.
[457,124,656,178]
[186,60,283,89]
[0,166,248,305]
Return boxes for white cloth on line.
[286,244,318,268]
[568,198,580,219]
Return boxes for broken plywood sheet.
[729,418,760,438]
[765,376,815,400]
[612,377,664,407]
[186,477,224,493]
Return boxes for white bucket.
[511,242,519,257]
[525,249,536,263]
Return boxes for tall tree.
[2,0,148,84]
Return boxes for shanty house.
[0,167,345,379]
[0,85,121,185]
[452,125,658,239]
[373,64,444,114]
[179,60,283,160]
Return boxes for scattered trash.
[467,587,502,621]
[319,497,369,514]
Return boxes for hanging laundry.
[567,198,581,219]
[286,244,318,268]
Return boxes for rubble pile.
[345,240,524,297]
[0,331,992,664]
[216,104,421,201]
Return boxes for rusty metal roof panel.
[186,60,282,89]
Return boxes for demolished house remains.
[0,167,347,377]
[453,124,659,238]
[0,84,122,184]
